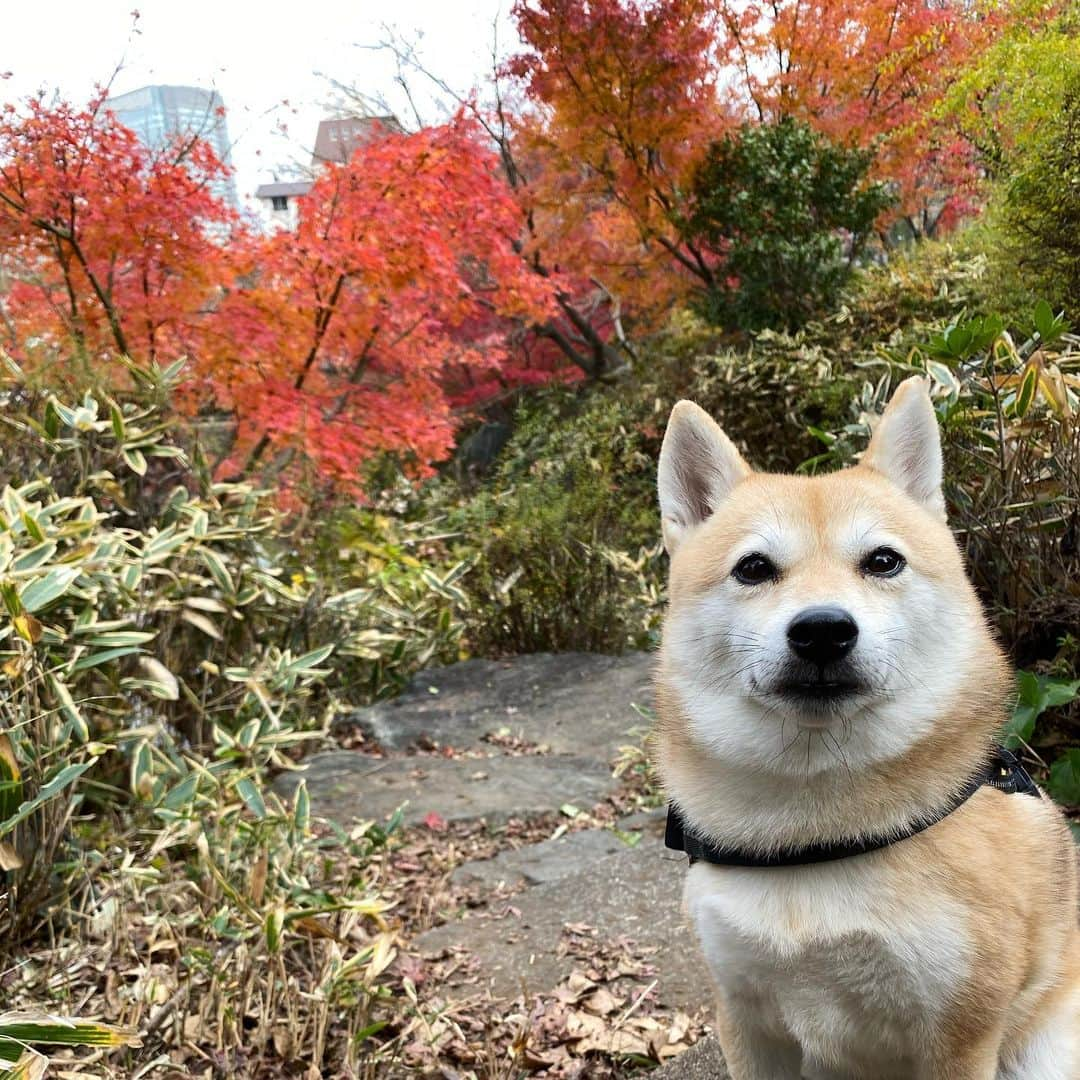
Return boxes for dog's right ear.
[658,401,751,554]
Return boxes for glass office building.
[106,85,240,211]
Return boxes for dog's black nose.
[787,607,858,666]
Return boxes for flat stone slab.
[452,827,642,888]
[273,751,616,828]
[652,1037,728,1079]
[416,833,711,1010]
[340,651,653,759]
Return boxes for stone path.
[273,651,723,1074]
[416,816,707,1006]
[274,750,615,828]
[340,651,656,756]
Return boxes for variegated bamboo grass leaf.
[0,1012,139,1079]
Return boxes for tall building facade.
[106,85,240,211]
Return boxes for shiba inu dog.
[653,378,1080,1080]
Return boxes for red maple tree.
[210,116,559,493]
[0,93,235,373]
[0,97,561,497]
[506,0,727,322]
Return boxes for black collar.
[665,746,1040,869]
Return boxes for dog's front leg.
[714,990,803,1080]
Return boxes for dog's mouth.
[779,679,861,699]
[772,676,865,710]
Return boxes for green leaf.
[946,324,973,358]
[130,740,153,800]
[160,357,188,384]
[1014,364,1037,418]
[71,645,144,672]
[925,360,960,398]
[264,905,285,954]
[235,777,267,819]
[1042,679,1080,709]
[0,1013,139,1049]
[292,780,310,834]
[160,771,200,811]
[136,656,179,701]
[1016,669,1042,706]
[121,447,147,476]
[0,761,96,837]
[43,399,60,440]
[19,513,45,544]
[85,631,158,647]
[10,542,57,575]
[0,1041,27,1067]
[141,526,190,563]
[286,644,335,673]
[971,313,1004,350]
[181,610,221,640]
[1002,704,1038,749]
[109,400,126,440]
[18,567,79,614]
[236,719,260,750]
[1047,750,1080,806]
[352,1021,390,1045]
[48,675,88,743]
[1,585,20,618]
[200,549,234,595]
[1004,672,1080,748]
[1033,299,1056,342]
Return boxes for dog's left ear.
[863,376,946,520]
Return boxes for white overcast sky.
[3,0,517,208]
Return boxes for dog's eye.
[732,553,778,585]
[861,547,906,577]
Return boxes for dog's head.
[657,377,1004,777]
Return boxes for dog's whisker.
[822,728,855,788]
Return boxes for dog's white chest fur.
[685,857,970,1077]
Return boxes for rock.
[415,833,711,1010]
[617,804,668,836]
[338,651,653,759]
[651,1037,729,1079]
[272,751,617,828]
[451,827,641,888]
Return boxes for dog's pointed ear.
[658,401,751,553]
[863,376,946,519]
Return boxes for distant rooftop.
[254,181,313,199]
[312,115,402,166]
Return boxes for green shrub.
[0,358,466,932]
[298,505,469,700]
[687,118,894,332]
[1000,76,1080,312]
[431,389,664,655]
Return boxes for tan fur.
[653,382,1080,1079]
